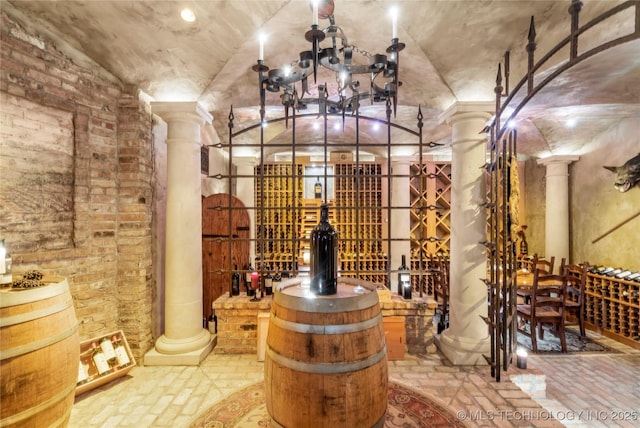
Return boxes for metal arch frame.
[212,101,448,299]
[485,0,640,382]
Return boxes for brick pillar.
[144,102,214,366]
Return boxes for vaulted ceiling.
[3,0,639,159]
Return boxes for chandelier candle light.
[253,0,404,122]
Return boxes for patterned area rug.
[517,325,618,353]
[190,381,467,428]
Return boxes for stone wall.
[0,10,155,358]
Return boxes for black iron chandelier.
[252,0,404,121]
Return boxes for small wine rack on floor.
[75,330,136,396]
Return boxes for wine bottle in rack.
[91,342,112,376]
[77,355,90,385]
[112,334,132,368]
[100,336,117,368]
[314,177,322,199]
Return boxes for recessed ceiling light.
[565,118,577,128]
[180,8,196,23]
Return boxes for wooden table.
[515,270,564,288]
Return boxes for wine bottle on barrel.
[310,204,339,295]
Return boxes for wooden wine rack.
[75,330,136,396]
[255,163,304,272]
[255,162,387,285]
[333,163,386,285]
[584,273,640,348]
[409,162,451,291]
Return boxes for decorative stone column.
[537,155,579,264]
[436,102,493,365]
[145,102,214,366]
[390,158,412,294]
[234,157,258,264]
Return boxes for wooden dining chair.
[564,262,588,337]
[517,270,568,352]
[517,254,556,303]
[557,257,567,275]
[534,254,555,274]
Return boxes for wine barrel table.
[0,277,79,428]
[265,279,388,428]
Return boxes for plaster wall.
[524,117,640,270]
[570,118,640,270]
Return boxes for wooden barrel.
[265,280,388,428]
[1,277,79,428]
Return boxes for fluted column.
[145,102,214,366]
[537,155,579,264]
[234,157,258,264]
[436,102,493,365]
[390,158,412,294]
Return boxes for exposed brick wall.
[0,11,154,359]
[213,294,437,356]
[116,94,155,357]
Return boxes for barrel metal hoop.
[270,406,386,428]
[274,289,379,313]
[0,278,68,307]
[0,298,73,327]
[270,312,382,335]
[266,344,387,374]
[0,380,76,426]
[0,323,78,361]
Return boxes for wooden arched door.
[202,194,250,317]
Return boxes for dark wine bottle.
[397,254,410,296]
[314,177,322,199]
[265,270,273,295]
[310,204,339,295]
[208,310,218,334]
[245,258,255,296]
[231,264,240,296]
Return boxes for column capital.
[439,101,494,126]
[152,101,213,125]
[536,155,580,167]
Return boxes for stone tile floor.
[70,329,639,428]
